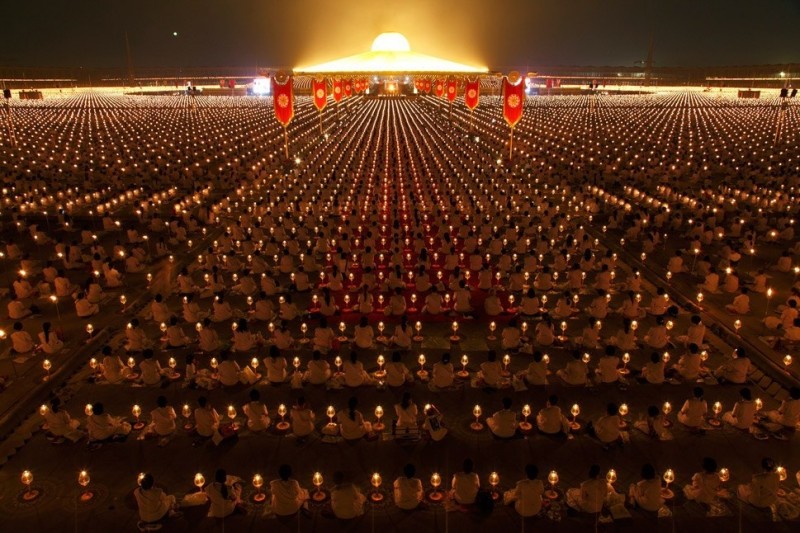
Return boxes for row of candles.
[18,463,793,504]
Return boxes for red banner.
[464,79,480,110]
[446,79,457,102]
[312,78,327,111]
[502,75,525,128]
[344,80,352,97]
[423,79,431,94]
[332,78,343,103]
[354,79,361,93]
[272,76,294,126]
[434,79,444,98]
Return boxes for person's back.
[270,478,304,516]
[393,476,423,510]
[579,478,607,513]
[134,485,171,523]
[537,405,566,434]
[331,483,365,518]
[452,471,480,504]
[513,478,544,516]
[747,471,780,508]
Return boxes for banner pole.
[283,125,289,159]
[470,109,474,132]
[509,126,514,160]
[319,111,323,135]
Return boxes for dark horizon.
[2,0,799,71]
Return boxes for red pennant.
[344,80,352,97]
[332,78,343,103]
[446,79,457,102]
[423,79,431,94]
[312,78,327,112]
[502,75,525,128]
[434,79,444,98]
[272,76,294,126]
[464,79,480,110]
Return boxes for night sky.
[2,0,799,70]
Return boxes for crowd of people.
[1,89,799,528]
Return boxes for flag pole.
[319,111,323,135]
[509,126,514,160]
[470,109,474,132]
[283,124,289,159]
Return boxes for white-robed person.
[451,459,480,505]
[38,322,64,355]
[342,352,372,388]
[264,345,288,384]
[194,396,220,438]
[331,471,366,519]
[737,458,781,509]
[390,315,413,349]
[304,350,331,385]
[487,397,518,439]
[205,468,243,518]
[353,316,374,350]
[432,353,454,389]
[338,396,372,441]
[86,402,131,441]
[243,388,271,432]
[290,397,315,439]
[394,464,424,511]
[762,386,800,430]
[146,395,177,441]
[395,392,419,432]
[385,351,413,387]
[270,464,309,516]
[504,464,544,517]
[628,464,664,512]
[42,398,82,442]
[536,395,571,436]
[134,474,180,525]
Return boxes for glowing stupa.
[295,32,488,74]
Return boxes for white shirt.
[393,477,423,510]
[451,472,480,504]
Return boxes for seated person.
[479,350,504,388]
[487,397,518,438]
[762,386,800,430]
[331,471,366,519]
[640,351,666,385]
[594,345,621,384]
[672,343,703,381]
[338,397,372,440]
[10,322,35,354]
[87,403,132,441]
[42,398,82,442]
[432,353,454,388]
[134,474,180,524]
[450,459,480,505]
[194,396,220,438]
[678,387,707,429]
[217,351,244,387]
[587,403,622,446]
[501,319,522,351]
[737,458,780,509]
[522,351,548,386]
[139,350,164,386]
[556,350,588,386]
[422,405,448,441]
[304,351,332,385]
[503,464,544,517]
[243,389,271,432]
[721,387,756,431]
[683,457,721,506]
[385,351,413,387]
[713,347,751,384]
[394,392,419,431]
[270,464,309,516]
[566,464,608,514]
[290,397,315,439]
[263,345,288,384]
[146,395,177,439]
[628,464,664,512]
[393,464,424,511]
[205,468,243,518]
[633,405,673,441]
[536,395,571,435]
